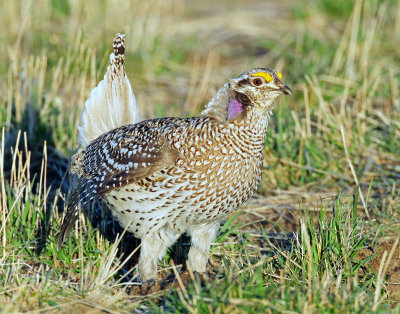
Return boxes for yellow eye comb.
[252,72,272,82]
[252,71,283,81]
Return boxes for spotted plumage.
[58,67,291,281]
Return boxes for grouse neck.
[235,103,271,135]
[225,104,271,157]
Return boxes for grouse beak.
[273,82,292,95]
[280,84,292,95]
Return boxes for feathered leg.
[188,223,220,273]
[138,228,181,281]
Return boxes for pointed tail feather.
[60,34,142,247]
[57,175,98,249]
[78,33,142,147]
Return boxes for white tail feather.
[78,33,141,147]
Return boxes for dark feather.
[57,174,98,249]
[83,119,180,195]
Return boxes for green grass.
[161,195,393,312]
[1,0,399,312]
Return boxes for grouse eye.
[252,78,263,86]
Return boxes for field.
[0,0,399,312]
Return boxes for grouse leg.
[138,227,180,281]
[188,222,220,273]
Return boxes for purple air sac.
[228,99,243,120]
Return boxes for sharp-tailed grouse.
[58,34,292,282]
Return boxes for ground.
[0,0,399,312]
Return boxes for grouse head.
[226,68,292,120]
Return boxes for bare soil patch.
[356,242,400,300]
